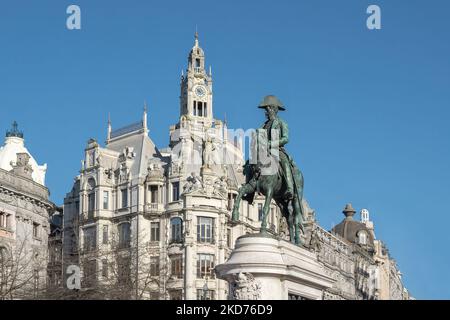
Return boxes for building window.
[83,227,96,252]
[103,191,109,210]
[121,189,128,208]
[197,289,214,300]
[150,257,160,276]
[288,293,310,300]
[87,178,96,218]
[197,217,214,243]
[151,222,160,242]
[0,212,5,228]
[88,192,95,218]
[101,259,108,278]
[150,292,159,300]
[227,228,232,248]
[83,259,97,287]
[33,222,40,238]
[171,217,183,243]
[150,186,158,203]
[118,223,131,248]
[197,102,203,117]
[171,255,183,279]
[227,193,233,211]
[102,225,109,244]
[204,102,207,117]
[117,256,131,285]
[195,58,200,68]
[197,254,215,278]
[170,290,183,300]
[258,204,263,221]
[0,212,11,230]
[172,182,180,201]
[359,232,367,245]
[0,247,8,266]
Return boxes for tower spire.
[143,100,148,134]
[106,113,112,144]
[194,28,199,47]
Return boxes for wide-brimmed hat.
[258,95,285,111]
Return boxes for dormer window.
[358,231,367,245]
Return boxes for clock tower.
[180,32,213,122]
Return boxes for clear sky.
[1,0,449,299]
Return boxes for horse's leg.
[292,196,304,245]
[288,204,295,244]
[231,183,255,221]
[260,189,273,233]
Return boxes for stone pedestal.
[215,234,335,300]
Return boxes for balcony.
[144,203,164,218]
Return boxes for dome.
[332,203,374,248]
[0,123,47,185]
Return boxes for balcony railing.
[146,203,164,213]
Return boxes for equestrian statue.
[231,95,305,245]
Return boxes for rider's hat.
[258,95,285,111]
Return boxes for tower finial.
[106,113,112,144]
[143,100,149,134]
[194,27,199,47]
[6,120,23,138]
[343,203,356,220]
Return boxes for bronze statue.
[231,95,305,245]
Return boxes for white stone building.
[0,122,55,299]
[62,34,285,300]
[62,34,411,300]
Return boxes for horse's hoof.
[284,191,294,200]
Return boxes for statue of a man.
[202,136,215,168]
[258,95,295,200]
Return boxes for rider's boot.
[283,162,294,200]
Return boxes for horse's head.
[243,160,260,183]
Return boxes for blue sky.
[1,0,449,299]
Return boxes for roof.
[332,203,375,248]
[0,135,47,186]
[107,130,162,179]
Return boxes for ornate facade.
[62,34,411,300]
[0,123,55,299]
[306,204,411,300]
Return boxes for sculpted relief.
[229,272,262,300]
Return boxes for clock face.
[195,86,206,97]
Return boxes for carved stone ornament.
[182,172,203,194]
[0,192,15,204]
[230,272,262,300]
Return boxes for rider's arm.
[270,119,289,148]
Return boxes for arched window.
[171,217,183,243]
[359,231,367,245]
